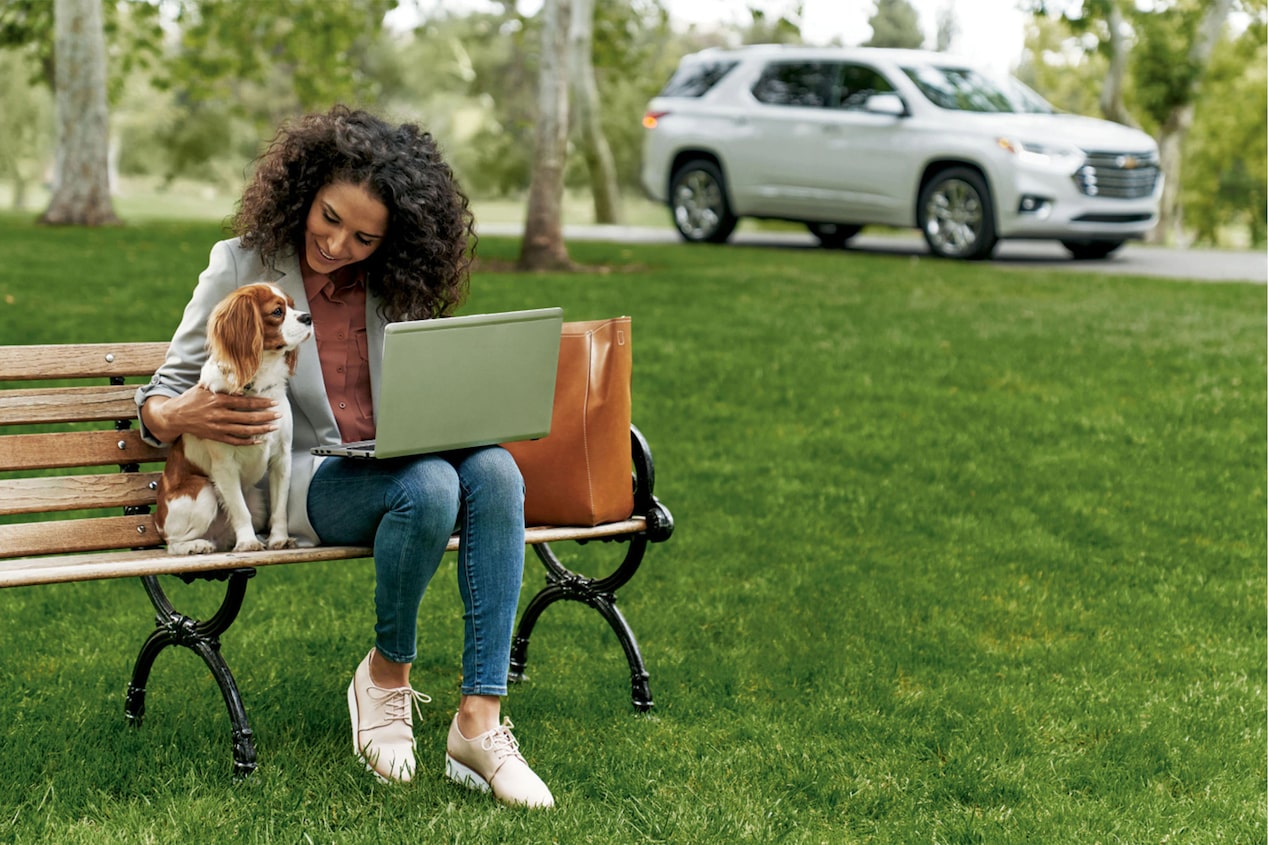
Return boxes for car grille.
[1072,151,1160,199]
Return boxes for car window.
[659,60,739,98]
[833,64,897,110]
[902,64,1018,112]
[1002,76,1058,114]
[751,62,833,108]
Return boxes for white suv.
[640,45,1162,260]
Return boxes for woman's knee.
[385,459,461,531]
[458,446,524,496]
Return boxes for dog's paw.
[267,536,298,550]
[232,538,265,553]
[167,540,216,556]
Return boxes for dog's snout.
[298,312,312,326]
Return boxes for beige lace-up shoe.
[445,714,555,808]
[347,650,431,783]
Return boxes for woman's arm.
[136,240,281,446]
[141,390,279,446]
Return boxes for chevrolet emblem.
[1117,154,1139,170]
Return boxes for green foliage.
[163,0,394,118]
[395,1,680,198]
[1183,21,1268,246]
[1016,14,1108,116]
[0,48,52,209]
[0,216,1264,842]
[864,0,925,49]
[740,4,804,45]
[1129,1,1207,127]
[0,0,163,95]
[1019,0,1267,244]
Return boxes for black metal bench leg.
[586,594,653,711]
[509,579,654,712]
[508,583,563,685]
[126,571,258,777]
[124,626,171,728]
[189,637,257,777]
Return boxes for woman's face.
[304,181,389,275]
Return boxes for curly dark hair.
[233,105,475,321]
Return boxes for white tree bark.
[519,0,573,270]
[1153,0,1233,245]
[568,0,622,224]
[41,0,119,226]
[1099,1,1138,128]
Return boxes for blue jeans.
[306,446,525,696]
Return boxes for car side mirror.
[865,93,907,117]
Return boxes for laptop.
[311,307,563,459]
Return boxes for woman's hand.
[142,387,281,446]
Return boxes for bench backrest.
[0,343,171,560]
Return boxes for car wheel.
[918,167,997,260]
[807,222,862,249]
[669,160,737,244]
[1061,239,1125,260]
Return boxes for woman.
[136,106,553,808]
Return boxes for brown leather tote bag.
[503,317,634,526]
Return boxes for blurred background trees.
[0,0,1263,248]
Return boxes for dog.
[156,283,313,555]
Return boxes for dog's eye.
[271,307,284,317]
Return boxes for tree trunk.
[1099,1,1138,128]
[568,0,622,225]
[1151,0,1232,245]
[12,175,28,211]
[518,0,573,271]
[1155,105,1193,245]
[40,0,119,227]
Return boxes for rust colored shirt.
[300,256,376,443]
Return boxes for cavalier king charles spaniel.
[156,283,313,555]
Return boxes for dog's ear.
[209,290,264,392]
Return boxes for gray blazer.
[136,238,387,547]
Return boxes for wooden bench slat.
[0,385,140,425]
[0,429,167,471]
[0,514,163,558]
[0,518,647,586]
[0,472,161,516]
[0,342,169,381]
[0,545,373,587]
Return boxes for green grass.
[1,214,1264,843]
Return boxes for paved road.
[477,222,1267,284]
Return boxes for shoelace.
[365,685,431,729]
[480,717,526,762]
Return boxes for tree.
[519,0,573,271]
[1016,11,1109,117]
[1025,0,1253,243]
[41,0,118,226]
[1183,17,1267,246]
[1098,0,1136,127]
[569,0,622,224]
[741,4,803,44]
[1134,0,1235,244]
[865,0,924,49]
[163,0,393,128]
[934,2,958,52]
[0,49,53,210]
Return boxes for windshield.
[902,65,1055,114]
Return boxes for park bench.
[0,341,673,777]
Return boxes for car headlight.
[997,137,1085,170]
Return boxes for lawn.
[0,214,1264,844]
